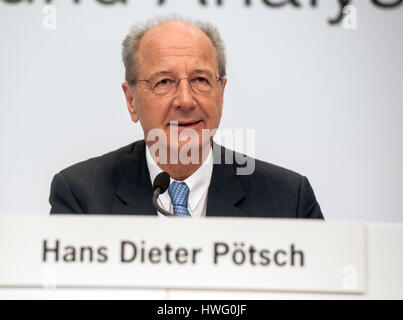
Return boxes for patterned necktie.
[168,181,191,217]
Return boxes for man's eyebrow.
[192,69,214,75]
[150,71,174,78]
[149,69,215,78]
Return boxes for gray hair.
[121,15,226,84]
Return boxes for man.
[49,16,323,219]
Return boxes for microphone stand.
[152,187,174,217]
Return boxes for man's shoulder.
[212,144,306,201]
[220,145,303,183]
[242,157,303,195]
[58,140,144,180]
[49,140,147,214]
[218,146,323,219]
[252,157,302,181]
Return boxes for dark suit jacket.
[49,140,323,219]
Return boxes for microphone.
[152,172,173,216]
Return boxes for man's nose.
[173,78,195,111]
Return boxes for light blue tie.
[168,182,191,217]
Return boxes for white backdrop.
[0,0,402,222]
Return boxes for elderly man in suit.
[49,16,323,219]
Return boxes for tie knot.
[168,182,190,207]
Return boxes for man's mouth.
[169,120,202,128]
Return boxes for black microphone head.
[153,172,170,194]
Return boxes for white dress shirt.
[145,146,213,218]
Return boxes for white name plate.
[0,216,365,294]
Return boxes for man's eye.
[193,77,209,84]
[155,78,175,87]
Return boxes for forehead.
[137,21,218,76]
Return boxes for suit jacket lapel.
[114,140,247,217]
[206,144,246,217]
[115,140,157,216]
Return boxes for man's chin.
[169,139,204,152]
[168,139,211,165]
[146,126,213,165]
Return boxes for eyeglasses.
[131,71,224,96]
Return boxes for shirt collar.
[145,145,213,211]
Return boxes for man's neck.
[158,162,202,181]
[147,143,212,181]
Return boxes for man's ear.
[122,82,139,123]
[220,78,227,109]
